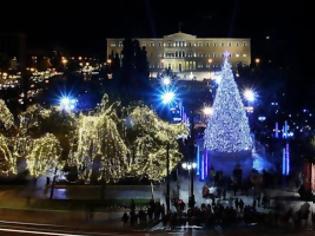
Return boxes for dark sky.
[0,0,312,107]
[0,0,313,104]
[0,0,311,53]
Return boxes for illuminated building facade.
[107,31,251,78]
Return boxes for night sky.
[0,0,313,105]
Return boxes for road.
[0,220,147,236]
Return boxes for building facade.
[107,32,251,77]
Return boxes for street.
[0,220,146,236]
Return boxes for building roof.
[163,31,197,40]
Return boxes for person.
[202,184,210,198]
[252,198,257,210]
[257,193,261,207]
[262,195,268,208]
[239,199,244,212]
[223,188,227,200]
[234,198,239,210]
[121,212,129,225]
[46,177,50,186]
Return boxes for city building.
[107,31,251,80]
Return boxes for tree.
[204,57,253,153]
[26,133,62,177]
[0,134,15,175]
[71,94,128,183]
[0,100,16,175]
[118,39,151,103]
[19,105,76,159]
[0,99,14,131]
[124,105,189,181]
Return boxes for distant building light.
[258,116,266,122]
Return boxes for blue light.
[243,89,256,102]
[282,143,290,176]
[59,96,77,112]
[161,91,175,104]
[162,77,171,86]
[196,145,200,176]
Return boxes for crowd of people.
[121,199,165,226]
[122,193,315,230]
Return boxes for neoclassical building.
[107,32,251,79]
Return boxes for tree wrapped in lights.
[19,104,76,160]
[0,99,14,131]
[0,100,16,175]
[18,104,52,136]
[205,56,252,153]
[26,133,62,177]
[125,105,188,181]
[0,134,16,175]
[72,94,128,183]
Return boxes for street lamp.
[182,161,197,208]
[59,96,77,112]
[243,89,256,103]
[61,57,68,66]
[162,76,171,86]
[203,106,213,116]
[161,91,175,105]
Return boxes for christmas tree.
[205,55,253,153]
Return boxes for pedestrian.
[121,212,129,225]
[239,199,244,212]
[46,177,50,186]
[234,198,239,210]
[257,193,261,207]
[223,188,227,200]
[252,198,257,210]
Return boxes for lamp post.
[165,143,170,214]
[182,162,197,208]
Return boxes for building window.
[194,52,197,57]
[243,42,247,47]
[221,42,224,47]
[151,42,155,47]
[110,43,116,47]
[243,54,247,57]
[228,42,231,47]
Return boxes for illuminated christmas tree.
[205,55,252,153]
